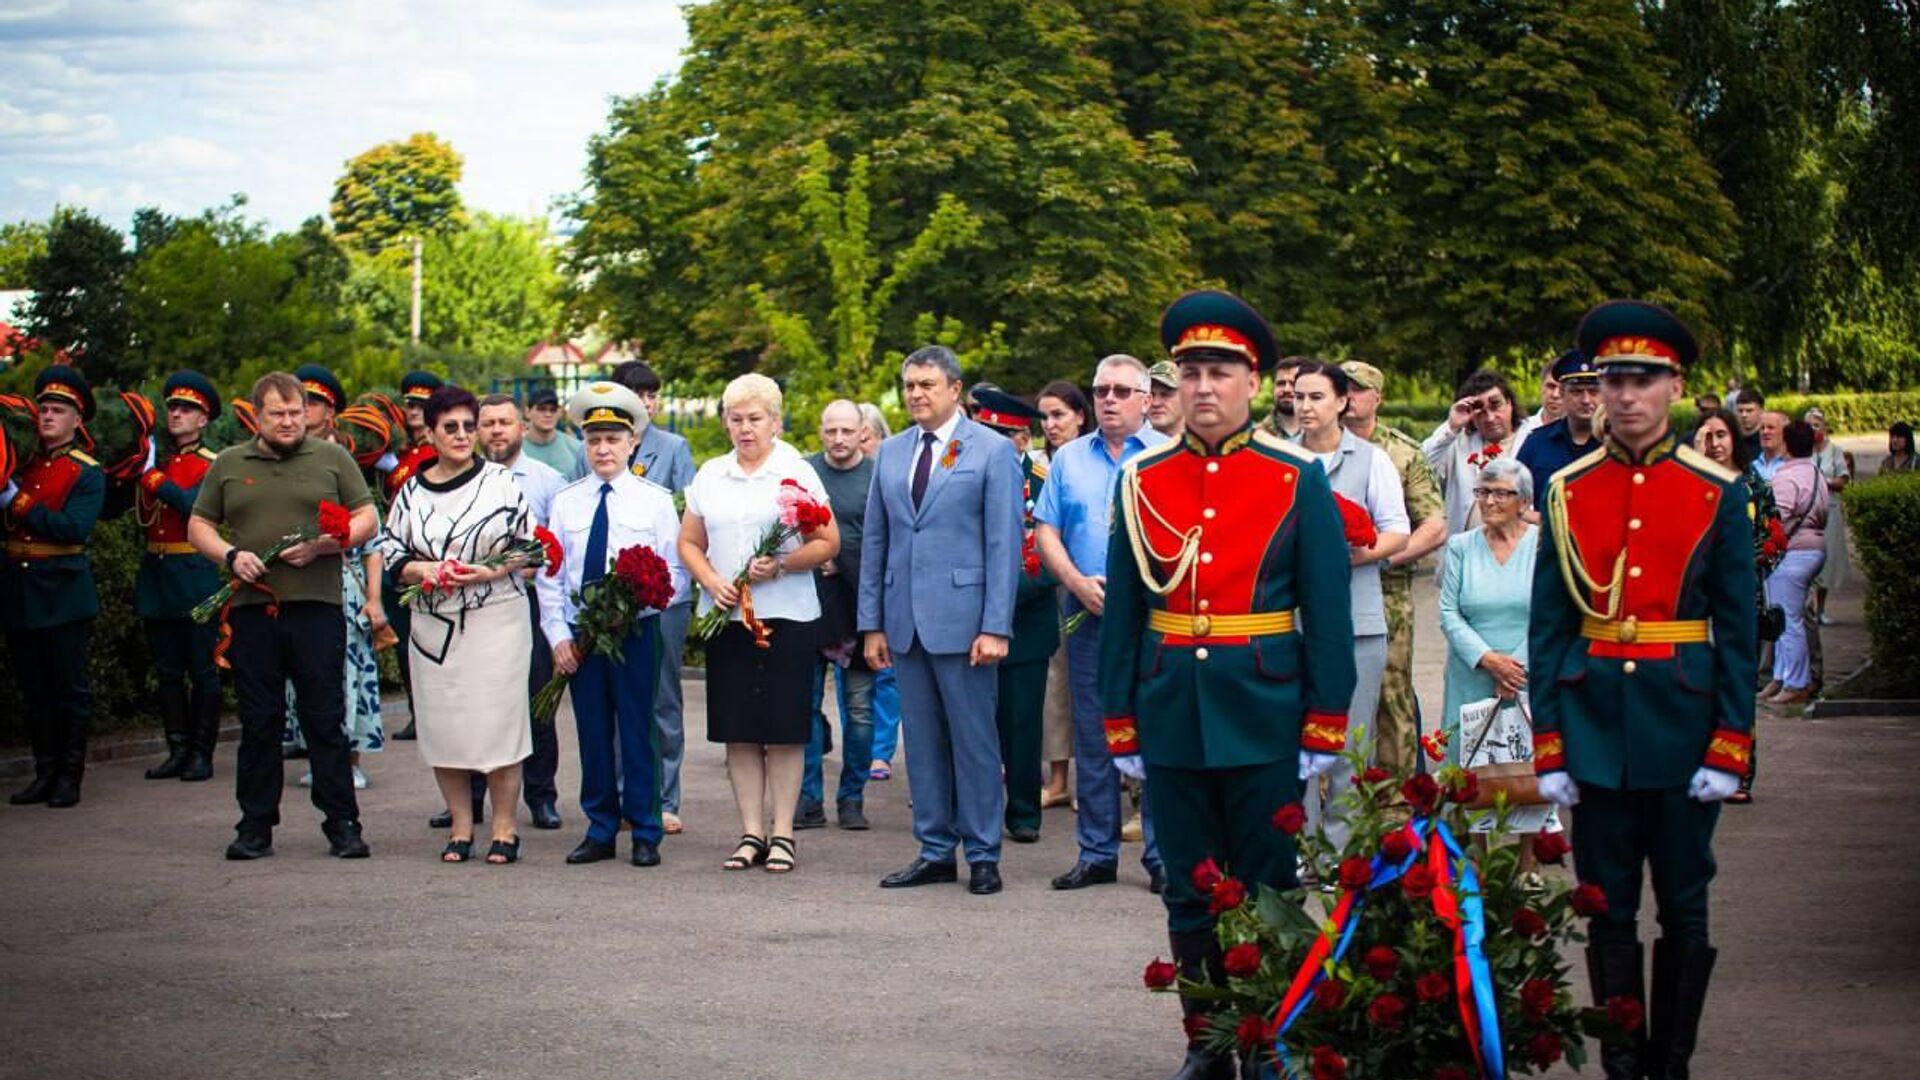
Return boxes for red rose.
[1362,766,1391,784]
[1312,978,1347,1012]
[612,545,675,610]
[1529,1033,1564,1068]
[1367,992,1408,1030]
[1415,971,1451,1003]
[1446,770,1480,805]
[1362,945,1398,982]
[1234,1013,1272,1050]
[1607,994,1645,1033]
[1401,862,1436,902]
[1336,856,1373,892]
[1511,908,1548,939]
[1191,857,1224,895]
[1402,773,1441,812]
[1208,877,1248,914]
[317,500,352,545]
[1271,802,1307,836]
[1380,828,1414,862]
[1223,943,1262,978]
[1571,883,1610,917]
[533,525,565,577]
[1309,1045,1347,1080]
[1520,978,1557,1021]
[1143,957,1178,990]
[1433,1067,1472,1080]
[1182,1012,1211,1043]
[1532,832,1571,865]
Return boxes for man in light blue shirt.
[1752,410,1788,482]
[1033,353,1169,893]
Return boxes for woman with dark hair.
[1763,420,1828,707]
[1034,379,1093,809]
[1883,422,1917,473]
[1423,369,1528,539]
[379,384,538,863]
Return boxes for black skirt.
[704,618,818,745]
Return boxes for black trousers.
[228,602,357,837]
[1572,783,1720,948]
[994,656,1047,832]
[144,616,219,700]
[469,592,557,807]
[7,619,93,778]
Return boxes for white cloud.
[0,100,118,144]
[126,135,240,172]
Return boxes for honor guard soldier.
[1101,291,1356,1080]
[1531,300,1756,1080]
[134,371,226,782]
[972,387,1058,844]
[2,365,107,807]
[399,370,443,446]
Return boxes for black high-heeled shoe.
[441,838,473,863]
[486,837,521,864]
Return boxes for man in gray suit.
[860,345,1024,895]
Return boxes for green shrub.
[1765,391,1920,436]
[1842,472,1920,697]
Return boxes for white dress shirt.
[684,439,829,624]
[907,409,964,494]
[503,450,567,526]
[536,468,686,648]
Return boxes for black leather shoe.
[795,799,828,830]
[44,774,81,808]
[836,800,869,830]
[225,834,275,860]
[1007,824,1041,844]
[391,720,417,741]
[282,744,308,760]
[529,802,563,830]
[326,823,371,859]
[10,774,54,805]
[879,858,958,888]
[631,839,661,867]
[1149,864,1167,894]
[1051,860,1119,890]
[1167,1046,1236,1080]
[968,862,1003,895]
[429,800,485,829]
[566,838,617,864]
[146,739,191,780]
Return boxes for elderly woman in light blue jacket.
[1438,458,1539,764]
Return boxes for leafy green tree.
[0,220,48,290]
[350,213,563,358]
[329,132,467,255]
[21,207,135,384]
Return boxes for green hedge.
[1842,472,1920,697]
[1380,390,1917,436]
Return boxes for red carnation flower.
[1362,766,1391,785]
[1208,877,1248,914]
[1367,992,1408,1030]
[1532,832,1571,865]
[1331,493,1377,549]
[1401,862,1436,902]
[1415,971,1451,1003]
[1271,802,1307,836]
[1520,978,1557,1021]
[1337,856,1373,891]
[1143,957,1179,990]
[1402,773,1440,813]
[1571,883,1611,917]
[534,525,564,577]
[1234,1013,1272,1051]
[1433,1067,1472,1080]
[1309,1045,1347,1080]
[1312,978,1347,1012]
[1380,828,1414,862]
[1529,1033,1564,1068]
[1511,908,1548,939]
[1362,945,1398,982]
[317,500,353,545]
[1607,994,1645,1033]
[1191,857,1224,895]
[1446,771,1480,805]
[1223,943,1262,979]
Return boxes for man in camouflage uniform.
[1341,361,1446,777]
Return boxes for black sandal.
[441,838,473,863]
[722,834,768,871]
[486,836,521,864]
[765,835,796,874]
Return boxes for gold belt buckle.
[1617,616,1638,644]
[1191,614,1212,637]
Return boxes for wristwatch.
[225,548,243,570]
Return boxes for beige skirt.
[1044,642,1072,763]
[410,597,533,772]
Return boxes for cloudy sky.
[0,0,690,232]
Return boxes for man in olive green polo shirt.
[189,371,380,861]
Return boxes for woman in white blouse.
[679,374,840,874]
[379,385,535,865]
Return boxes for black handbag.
[1758,603,1787,643]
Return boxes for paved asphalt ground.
[2,436,1912,1079]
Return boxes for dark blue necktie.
[583,482,611,584]
[911,431,936,508]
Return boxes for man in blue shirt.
[1033,353,1169,893]
[1517,349,1602,510]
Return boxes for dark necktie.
[583,482,612,584]
[911,431,936,509]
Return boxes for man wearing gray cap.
[1146,360,1184,438]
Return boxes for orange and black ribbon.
[737,581,773,649]
[211,580,282,670]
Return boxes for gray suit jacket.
[858,415,1023,655]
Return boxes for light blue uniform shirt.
[1032,426,1169,576]
[504,450,567,527]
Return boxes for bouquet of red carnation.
[1331,493,1378,549]
[1022,533,1043,578]
[191,500,355,623]
[1466,441,1505,468]
[690,478,832,647]
[396,531,556,609]
[531,543,676,724]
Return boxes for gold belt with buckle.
[146,541,197,555]
[1579,615,1710,645]
[5,541,84,559]
[1148,610,1296,639]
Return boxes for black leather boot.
[46,712,86,808]
[179,687,219,782]
[1167,929,1235,1080]
[45,767,82,808]
[146,686,192,779]
[10,715,57,804]
[1650,939,1716,1080]
[1586,942,1647,1080]
[9,767,56,805]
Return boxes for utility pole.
[409,235,424,345]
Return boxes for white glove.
[375,451,399,473]
[0,480,17,508]
[1539,773,1580,808]
[1688,768,1741,803]
[1113,754,1146,781]
[142,438,158,471]
[1298,751,1339,781]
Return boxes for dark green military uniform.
[1530,301,1756,1080]
[3,366,106,807]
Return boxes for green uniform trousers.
[1146,759,1302,933]
[994,656,1048,833]
[1572,783,1720,949]
[1377,572,1417,777]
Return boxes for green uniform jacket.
[1,446,105,630]
[1008,454,1060,665]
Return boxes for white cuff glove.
[1539,772,1580,808]
[1688,768,1740,803]
[1298,751,1339,781]
[375,451,400,473]
[1113,754,1146,782]
[142,439,158,471]
[0,480,17,508]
